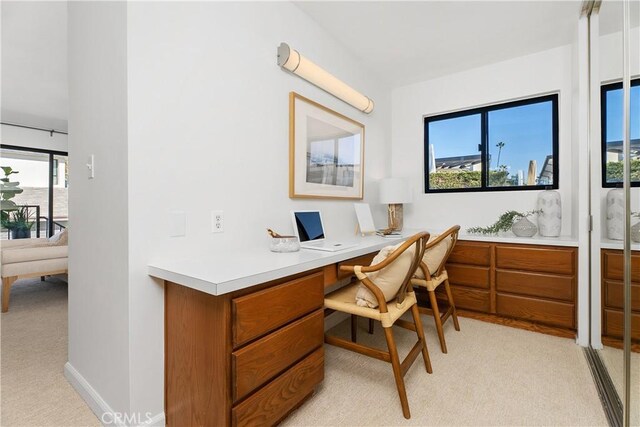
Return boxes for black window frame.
[424,93,559,194]
[601,78,640,188]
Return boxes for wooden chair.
[411,225,461,354]
[324,232,432,419]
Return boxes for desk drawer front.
[232,348,324,427]
[603,251,640,282]
[604,280,640,311]
[496,270,573,302]
[438,286,490,313]
[447,265,490,289]
[495,246,574,275]
[496,293,574,329]
[603,309,640,340]
[232,310,323,402]
[448,243,490,266]
[232,272,323,347]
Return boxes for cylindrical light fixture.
[379,178,412,231]
[277,42,374,114]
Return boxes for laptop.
[291,210,358,252]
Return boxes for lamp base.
[387,204,404,231]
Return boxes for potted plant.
[467,210,541,237]
[1,166,24,228]
[5,206,34,239]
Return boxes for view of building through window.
[425,94,558,192]
[602,79,640,186]
[0,147,68,239]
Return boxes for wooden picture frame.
[289,92,365,199]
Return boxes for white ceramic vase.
[536,190,562,237]
[606,188,624,240]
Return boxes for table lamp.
[379,178,412,231]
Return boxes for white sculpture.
[537,190,562,237]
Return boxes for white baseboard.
[64,362,165,427]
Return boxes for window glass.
[424,94,558,193]
[487,100,555,187]
[427,114,482,190]
[602,82,640,186]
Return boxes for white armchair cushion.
[48,229,68,245]
[2,258,67,278]
[2,244,68,265]
[355,243,415,308]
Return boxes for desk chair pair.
[323,226,461,419]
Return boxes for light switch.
[169,211,186,237]
[87,155,95,179]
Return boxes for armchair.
[1,237,68,312]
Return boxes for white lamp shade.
[379,178,412,204]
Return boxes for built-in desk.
[149,235,405,427]
[149,232,581,426]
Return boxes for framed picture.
[289,92,365,199]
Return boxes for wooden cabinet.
[601,250,640,344]
[165,270,325,427]
[439,241,577,334]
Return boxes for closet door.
[593,1,640,425]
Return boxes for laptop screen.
[293,211,325,242]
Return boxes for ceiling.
[0,1,636,129]
[1,1,68,131]
[294,1,583,88]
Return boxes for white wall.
[68,1,392,421]
[67,1,131,419]
[391,45,575,235]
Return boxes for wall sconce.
[277,42,374,114]
[379,178,412,231]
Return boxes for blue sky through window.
[605,85,640,142]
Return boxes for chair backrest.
[386,231,429,305]
[420,225,460,279]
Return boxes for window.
[601,79,640,187]
[424,94,559,193]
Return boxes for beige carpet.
[0,278,608,426]
[1,277,99,427]
[283,316,608,426]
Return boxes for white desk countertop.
[148,231,581,296]
[148,234,406,296]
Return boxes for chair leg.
[40,276,46,282]
[2,276,17,313]
[444,279,461,331]
[411,304,432,374]
[383,326,411,419]
[351,315,357,342]
[428,289,447,353]
[368,318,374,334]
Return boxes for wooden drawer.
[448,242,490,266]
[438,286,490,313]
[496,270,574,302]
[447,264,489,289]
[602,251,640,282]
[496,246,574,275]
[496,293,575,329]
[232,272,323,347]
[604,280,640,311]
[232,310,323,402]
[603,309,640,340]
[232,348,324,427]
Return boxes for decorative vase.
[512,216,537,237]
[606,188,624,240]
[631,222,640,243]
[537,190,562,237]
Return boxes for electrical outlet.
[212,210,224,233]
